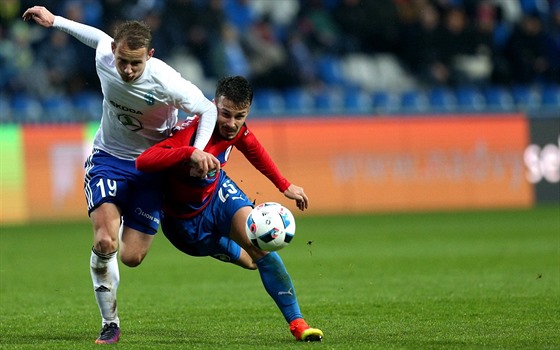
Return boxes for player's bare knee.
[94,235,118,254]
[120,252,144,267]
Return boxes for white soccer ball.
[245,202,296,251]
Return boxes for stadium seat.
[282,88,314,114]
[541,85,560,108]
[520,0,541,14]
[252,89,285,116]
[223,0,255,32]
[316,56,346,86]
[483,86,514,111]
[511,85,541,110]
[313,88,344,113]
[371,91,400,114]
[492,22,512,51]
[72,92,103,121]
[455,86,486,112]
[0,94,11,123]
[10,94,43,123]
[42,96,74,122]
[343,86,373,113]
[427,87,457,112]
[399,90,429,113]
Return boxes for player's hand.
[283,184,309,211]
[189,149,220,179]
[22,6,55,27]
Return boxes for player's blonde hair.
[113,20,152,50]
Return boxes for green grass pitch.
[1,206,559,349]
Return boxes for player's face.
[216,95,250,140]
[112,42,154,83]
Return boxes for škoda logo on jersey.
[118,114,143,131]
[110,100,144,131]
[110,100,143,114]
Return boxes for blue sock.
[256,252,302,323]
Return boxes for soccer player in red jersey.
[136,76,323,341]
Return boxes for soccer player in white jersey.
[22,6,221,344]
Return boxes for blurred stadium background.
[0,0,559,224]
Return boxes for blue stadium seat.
[72,92,103,121]
[252,89,285,116]
[455,86,486,112]
[519,0,541,14]
[483,86,514,111]
[492,22,512,51]
[428,87,457,112]
[541,85,560,108]
[282,88,314,114]
[0,94,11,123]
[399,90,429,113]
[371,91,400,114]
[10,94,43,123]
[343,86,373,113]
[316,56,346,86]
[223,0,254,32]
[511,85,541,110]
[313,88,344,113]
[42,96,74,122]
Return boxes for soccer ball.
[245,202,296,251]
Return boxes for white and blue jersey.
[52,16,217,234]
[54,16,217,160]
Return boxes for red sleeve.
[236,127,291,193]
[136,127,196,172]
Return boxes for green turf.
[1,206,559,349]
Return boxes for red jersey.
[136,116,290,218]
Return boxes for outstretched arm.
[237,129,309,211]
[22,6,55,27]
[283,184,309,211]
[22,6,110,49]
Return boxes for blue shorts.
[84,148,163,235]
[161,172,253,262]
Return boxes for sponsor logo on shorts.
[135,207,160,224]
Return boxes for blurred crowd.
[0,0,559,107]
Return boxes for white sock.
[90,248,120,327]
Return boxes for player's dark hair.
[215,76,253,109]
[113,20,152,50]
